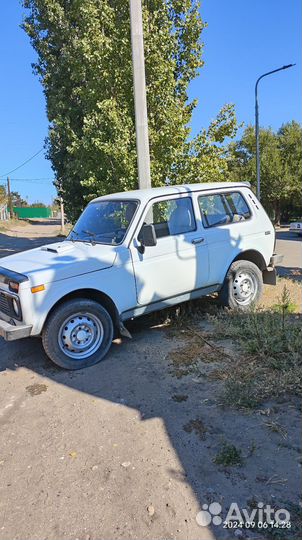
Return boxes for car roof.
[91,182,251,205]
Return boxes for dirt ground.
[0,221,301,540]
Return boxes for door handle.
[192,237,205,245]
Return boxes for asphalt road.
[275,229,302,280]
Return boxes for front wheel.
[42,299,114,369]
[219,260,263,310]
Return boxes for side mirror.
[138,224,157,253]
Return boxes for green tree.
[30,201,47,208]
[11,191,28,207]
[0,185,6,205]
[227,121,302,223]
[23,0,238,220]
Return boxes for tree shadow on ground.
[276,230,302,242]
[0,231,62,257]
[276,266,302,282]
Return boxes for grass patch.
[0,218,28,231]
[213,441,243,466]
[223,380,260,408]
[210,286,302,408]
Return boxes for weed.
[273,285,298,320]
[263,420,288,439]
[213,441,243,466]
[210,294,302,407]
[222,379,260,408]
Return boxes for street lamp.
[255,64,295,201]
[129,0,151,190]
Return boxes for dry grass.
[166,327,226,378]
[0,219,27,231]
[211,290,302,407]
[165,279,302,408]
[262,278,302,313]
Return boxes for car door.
[197,190,254,285]
[129,194,209,306]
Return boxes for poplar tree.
[24,0,238,220]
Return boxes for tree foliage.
[0,185,6,205]
[11,191,28,207]
[23,0,239,220]
[227,121,302,222]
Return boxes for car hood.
[0,241,117,288]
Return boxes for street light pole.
[255,64,295,201]
[129,0,151,189]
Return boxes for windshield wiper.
[69,229,80,242]
[81,230,97,245]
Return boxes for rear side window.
[198,192,251,228]
[225,192,251,219]
[142,197,196,239]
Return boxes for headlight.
[9,281,19,293]
[12,298,20,317]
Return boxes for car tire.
[219,260,263,310]
[42,298,114,370]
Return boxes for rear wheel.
[219,260,263,310]
[42,299,114,369]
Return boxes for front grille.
[0,292,11,316]
[0,291,22,321]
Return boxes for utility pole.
[7,177,14,219]
[129,0,151,189]
[255,63,295,201]
[60,196,65,234]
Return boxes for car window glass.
[225,192,251,219]
[142,197,196,239]
[199,192,251,228]
[198,194,231,228]
[69,200,138,245]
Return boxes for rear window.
[198,192,251,228]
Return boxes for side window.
[142,197,196,239]
[225,192,251,219]
[198,192,251,228]
[198,194,231,228]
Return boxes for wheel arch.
[43,288,120,334]
[232,249,267,271]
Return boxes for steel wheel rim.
[58,313,104,359]
[232,270,258,305]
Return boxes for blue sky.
[0,0,301,204]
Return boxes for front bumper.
[270,253,284,266]
[0,319,32,341]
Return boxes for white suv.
[0,183,282,369]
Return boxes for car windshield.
[68,200,138,245]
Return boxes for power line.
[0,178,54,185]
[10,178,54,183]
[11,177,54,181]
[14,180,54,184]
[0,147,44,178]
